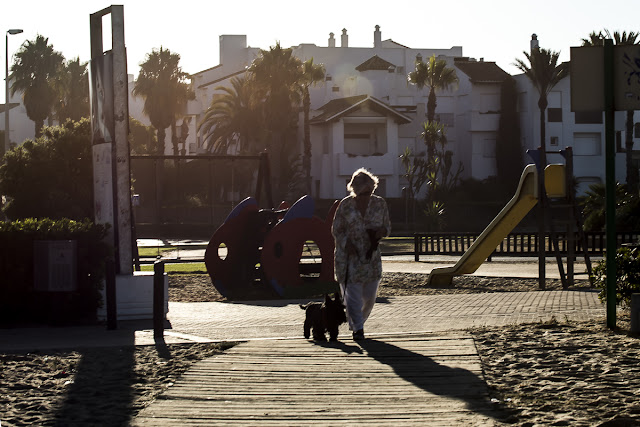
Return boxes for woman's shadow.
[356,338,514,422]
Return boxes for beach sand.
[1,273,638,426]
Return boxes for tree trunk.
[35,120,44,139]
[157,127,166,155]
[427,87,437,123]
[155,126,166,223]
[625,110,638,194]
[303,89,312,195]
[171,122,179,156]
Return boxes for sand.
[1,273,639,426]
[0,343,233,426]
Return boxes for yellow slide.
[427,163,564,287]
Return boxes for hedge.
[0,218,111,326]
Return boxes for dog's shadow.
[310,339,364,355]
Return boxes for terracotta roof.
[355,55,396,72]
[310,95,411,124]
[454,60,510,83]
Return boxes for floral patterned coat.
[332,194,391,285]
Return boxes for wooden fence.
[414,231,640,261]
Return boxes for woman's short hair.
[347,168,379,196]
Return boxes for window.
[575,111,603,124]
[548,108,562,122]
[635,123,640,138]
[550,136,559,146]
[332,86,340,92]
[573,133,601,156]
[343,122,387,156]
[480,94,500,113]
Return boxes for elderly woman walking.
[332,168,391,340]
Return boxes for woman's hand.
[374,227,387,240]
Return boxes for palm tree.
[247,43,303,150]
[54,57,90,123]
[299,58,325,194]
[198,75,264,154]
[582,30,640,194]
[247,42,304,190]
[132,47,192,154]
[514,46,567,290]
[514,48,568,167]
[10,35,65,137]
[408,54,458,123]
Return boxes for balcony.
[337,152,395,176]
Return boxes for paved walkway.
[0,258,599,352]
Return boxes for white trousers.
[340,279,380,332]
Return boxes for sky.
[2,0,639,104]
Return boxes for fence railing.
[414,231,640,261]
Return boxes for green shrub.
[591,246,640,306]
[0,118,93,220]
[579,182,640,232]
[0,218,111,325]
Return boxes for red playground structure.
[204,195,339,299]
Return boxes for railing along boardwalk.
[133,334,506,426]
[414,231,640,261]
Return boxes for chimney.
[531,33,539,51]
[374,25,381,48]
[328,32,335,47]
[341,29,348,48]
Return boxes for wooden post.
[537,146,547,290]
[604,39,617,329]
[154,260,165,339]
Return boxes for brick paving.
[0,258,603,351]
[166,290,604,342]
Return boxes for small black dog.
[300,294,347,341]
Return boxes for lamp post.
[4,28,23,157]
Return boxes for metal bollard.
[631,293,640,334]
[153,260,165,339]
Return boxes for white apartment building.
[185,27,514,199]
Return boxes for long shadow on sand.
[357,338,513,422]
[52,333,173,425]
[53,345,137,425]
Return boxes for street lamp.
[4,28,23,157]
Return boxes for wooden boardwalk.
[134,333,507,425]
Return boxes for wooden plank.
[133,333,504,426]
